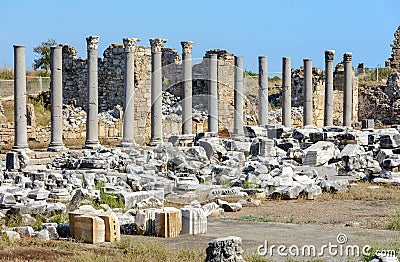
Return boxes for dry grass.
[0,66,14,80]
[318,181,400,201]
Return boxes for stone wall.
[387,26,400,70]
[358,72,400,125]
[290,64,358,127]
[61,42,242,141]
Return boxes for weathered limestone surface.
[13,45,29,151]
[83,36,101,149]
[120,38,140,147]
[388,26,400,69]
[48,45,67,151]
[205,236,245,262]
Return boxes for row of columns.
[11,39,354,151]
[281,52,353,128]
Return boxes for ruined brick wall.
[358,72,400,125]
[290,63,358,127]
[388,26,400,70]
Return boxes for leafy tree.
[33,39,57,72]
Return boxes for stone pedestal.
[83,36,101,149]
[324,50,335,127]
[12,45,29,152]
[119,38,140,147]
[208,54,218,133]
[48,46,67,152]
[181,41,193,135]
[258,56,268,126]
[343,52,353,127]
[149,38,167,146]
[282,57,291,127]
[233,56,244,136]
[303,59,313,126]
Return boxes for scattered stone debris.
[2,122,400,245]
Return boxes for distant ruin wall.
[62,44,239,140]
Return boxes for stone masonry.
[387,26,400,70]
[62,44,238,140]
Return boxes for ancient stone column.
[233,56,244,136]
[303,59,313,126]
[258,56,268,127]
[12,45,29,151]
[343,52,353,127]
[48,45,67,151]
[282,57,291,127]
[324,50,335,127]
[181,41,193,135]
[208,54,218,133]
[119,37,140,147]
[83,36,101,149]
[149,38,167,145]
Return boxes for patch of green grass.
[100,191,125,209]
[236,215,273,223]
[4,213,24,228]
[388,211,400,231]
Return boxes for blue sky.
[1,0,399,73]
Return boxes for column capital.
[324,50,335,61]
[86,36,99,50]
[149,38,167,53]
[123,38,141,52]
[343,52,353,62]
[181,41,194,54]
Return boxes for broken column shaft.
[343,52,353,127]
[12,45,29,151]
[303,58,313,126]
[234,56,244,136]
[120,37,140,147]
[83,36,101,149]
[149,38,167,145]
[282,57,292,127]
[324,50,335,127]
[208,54,218,133]
[181,41,193,135]
[258,56,268,127]
[48,45,66,151]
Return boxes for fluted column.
[303,59,313,126]
[181,41,193,135]
[119,37,140,147]
[208,54,218,133]
[83,36,100,149]
[282,57,291,127]
[12,45,29,151]
[324,50,335,127]
[343,52,353,127]
[258,56,268,126]
[48,45,67,151]
[149,38,167,145]
[233,56,244,136]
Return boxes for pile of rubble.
[63,104,123,130]
[2,123,400,243]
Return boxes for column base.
[149,138,163,146]
[47,143,68,152]
[118,140,138,148]
[11,145,32,154]
[82,141,102,150]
